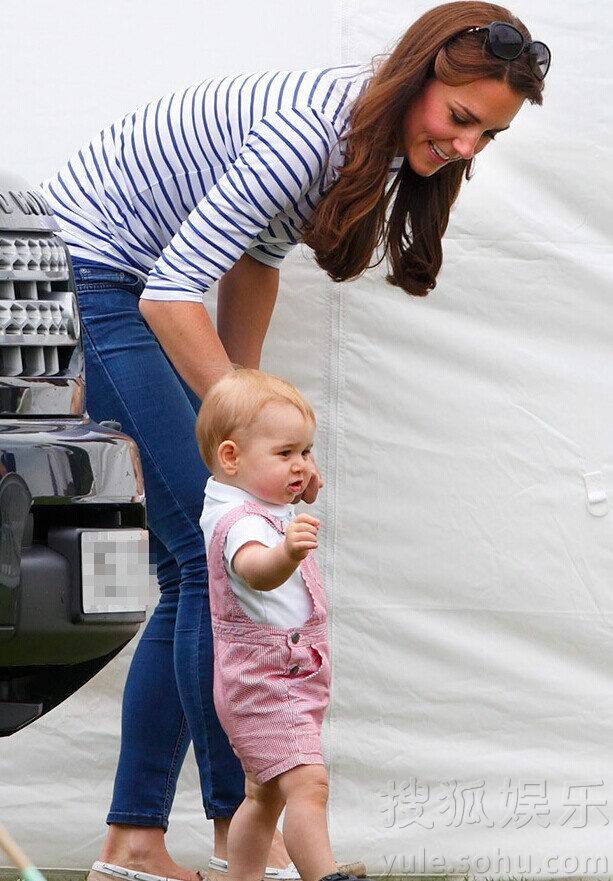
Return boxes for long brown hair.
[303,1,546,296]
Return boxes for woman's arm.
[138,106,338,395]
[140,253,323,501]
[139,254,279,400]
[217,254,279,369]
[139,298,232,401]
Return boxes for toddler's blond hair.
[196,368,315,471]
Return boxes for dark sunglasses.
[465,21,551,81]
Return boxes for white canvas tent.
[1,1,612,877]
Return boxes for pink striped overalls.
[208,501,330,784]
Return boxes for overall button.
[289,665,300,676]
[291,632,300,644]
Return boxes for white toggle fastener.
[583,471,609,517]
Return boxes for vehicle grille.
[0,232,79,378]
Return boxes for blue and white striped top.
[41,65,372,303]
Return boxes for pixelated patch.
[81,529,155,613]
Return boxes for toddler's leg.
[278,765,337,881]
[227,775,284,881]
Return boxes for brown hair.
[303,1,546,296]
[196,368,315,470]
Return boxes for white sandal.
[208,857,300,881]
[206,857,366,881]
[90,862,205,881]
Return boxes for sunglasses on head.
[465,21,551,81]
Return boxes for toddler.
[197,369,367,881]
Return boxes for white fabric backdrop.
[2,1,612,877]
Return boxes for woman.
[40,2,549,879]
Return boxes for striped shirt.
[41,65,372,303]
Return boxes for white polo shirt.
[200,477,314,628]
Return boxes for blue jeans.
[72,259,244,828]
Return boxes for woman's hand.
[297,453,324,504]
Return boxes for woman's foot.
[267,827,292,869]
[90,825,200,881]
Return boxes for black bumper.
[0,418,148,735]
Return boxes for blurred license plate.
[81,529,150,614]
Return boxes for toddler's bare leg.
[278,765,337,881]
[212,816,290,867]
[227,775,284,881]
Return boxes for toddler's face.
[233,402,315,505]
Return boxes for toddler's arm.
[232,513,319,591]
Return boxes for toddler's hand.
[284,513,320,561]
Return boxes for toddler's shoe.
[334,865,367,879]
[318,873,373,881]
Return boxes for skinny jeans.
[72,258,244,828]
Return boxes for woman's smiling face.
[402,76,526,176]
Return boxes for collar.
[205,476,294,519]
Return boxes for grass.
[0,873,88,881]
